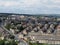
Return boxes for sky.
[0,0,60,14]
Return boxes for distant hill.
[0,13,60,18]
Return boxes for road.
[1,25,60,45]
[1,25,28,45]
[28,32,60,44]
[1,21,60,45]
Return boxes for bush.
[0,39,18,45]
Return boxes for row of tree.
[0,39,18,45]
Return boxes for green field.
[29,42,49,45]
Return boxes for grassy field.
[29,42,49,45]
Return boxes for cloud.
[0,0,40,7]
[0,0,60,14]
[0,1,19,7]
[51,0,60,3]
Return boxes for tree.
[17,26,24,32]
[5,23,11,30]
[0,39,18,45]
